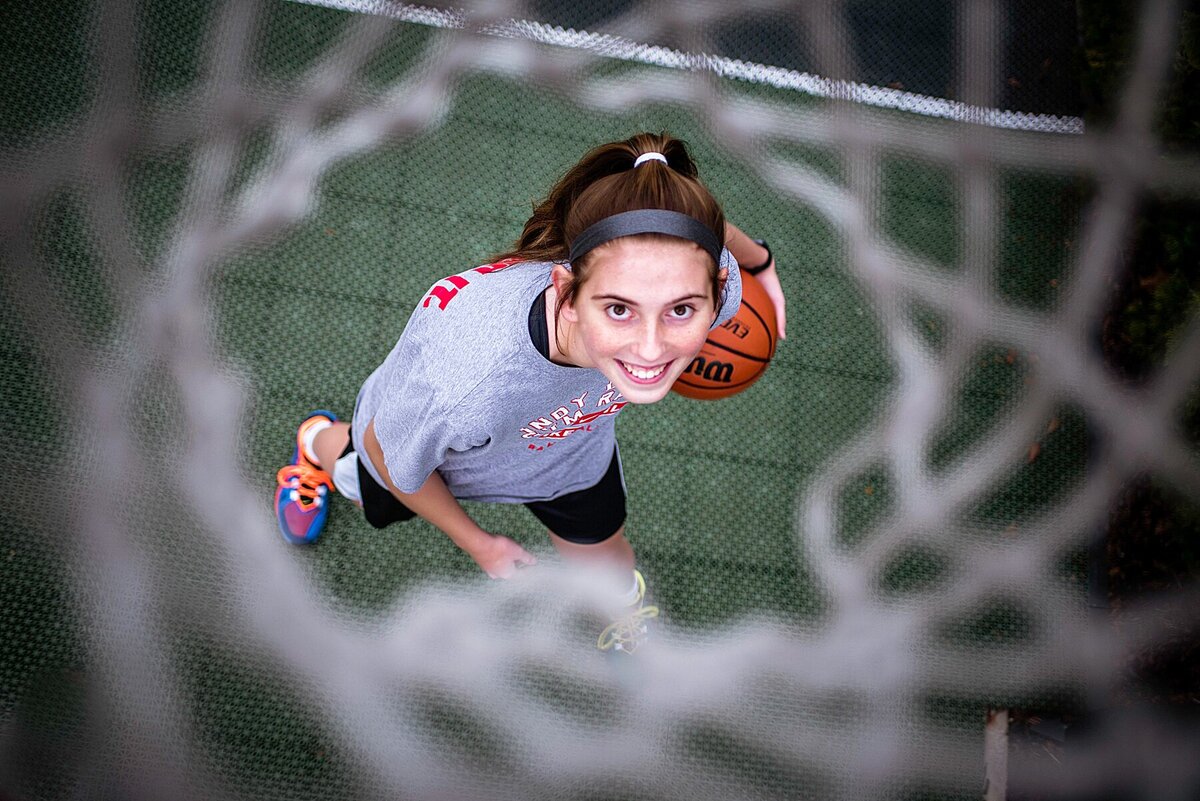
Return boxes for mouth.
[617,359,671,385]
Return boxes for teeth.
[622,361,666,380]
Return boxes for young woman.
[274,132,786,652]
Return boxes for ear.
[714,267,729,318]
[551,264,579,323]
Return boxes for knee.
[551,523,625,546]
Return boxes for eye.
[669,304,695,320]
[606,304,631,321]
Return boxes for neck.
[544,283,576,366]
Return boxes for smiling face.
[554,235,722,404]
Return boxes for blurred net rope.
[1,1,1199,800]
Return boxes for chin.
[620,384,674,404]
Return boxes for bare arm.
[363,418,537,578]
[725,221,788,340]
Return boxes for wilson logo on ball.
[672,272,778,401]
[684,356,734,384]
[719,319,750,339]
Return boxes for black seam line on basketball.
[739,297,777,359]
[697,337,771,363]
[675,373,763,390]
[674,368,765,391]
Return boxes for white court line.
[286,0,1085,135]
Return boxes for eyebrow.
[592,293,708,306]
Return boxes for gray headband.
[567,209,722,265]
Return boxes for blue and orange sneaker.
[275,411,338,544]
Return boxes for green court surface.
[0,2,1088,798]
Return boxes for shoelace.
[276,462,334,508]
[597,603,660,653]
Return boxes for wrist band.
[746,238,773,275]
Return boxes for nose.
[631,317,667,364]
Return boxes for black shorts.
[343,438,626,544]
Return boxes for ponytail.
[493,132,722,267]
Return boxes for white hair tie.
[633,152,668,167]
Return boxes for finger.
[764,286,787,340]
[485,562,512,580]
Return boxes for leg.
[312,421,351,470]
[311,421,363,507]
[531,449,629,573]
[550,526,657,655]
[547,525,635,573]
[527,455,656,650]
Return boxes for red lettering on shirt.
[550,406,584,425]
[422,274,471,310]
[473,258,520,275]
[522,402,626,438]
[422,259,521,311]
[597,385,624,407]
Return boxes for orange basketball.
[672,272,778,400]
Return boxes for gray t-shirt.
[352,253,742,504]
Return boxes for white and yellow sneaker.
[597,570,660,654]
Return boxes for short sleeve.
[712,247,743,328]
[370,316,485,494]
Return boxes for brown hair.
[493,132,727,312]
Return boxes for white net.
[1,1,1198,799]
